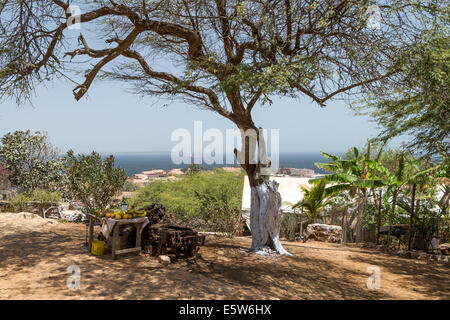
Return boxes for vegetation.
[121,180,141,192]
[289,179,333,224]
[8,189,61,214]
[314,140,449,248]
[0,130,66,193]
[0,0,442,254]
[65,150,127,212]
[356,32,450,156]
[280,211,300,241]
[0,1,447,256]
[130,169,244,235]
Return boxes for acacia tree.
[0,0,437,254]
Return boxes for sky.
[0,77,406,155]
[0,4,409,156]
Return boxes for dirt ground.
[0,212,449,300]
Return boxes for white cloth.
[100,217,150,239]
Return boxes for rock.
[397,249,407,257]
[417,252,428,260]
[59,210,85,222]
[439,243,450,256]
[158,255,171,265]
[17,212,42,219]
[218,256,231,262]
[303,224,342,243]
[430,254,440,261]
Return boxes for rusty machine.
[124,204,206,257]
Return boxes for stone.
[17,212,42,219]
[417,252,428,260]
[439,243,450,256]
[397,249,407,257]
[59,210,85,222]
[158,255,171,265]
[303,224,342,243]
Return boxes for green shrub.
[130,169,244,235]
[8,189,61,213]
[280,211,299,241]
[66,150,127,212]
[121,180,141,192]
[8,193,31,212]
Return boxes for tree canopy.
[0,1,439,119]
[355,30,450,156]
[0,130,66,193]
[65,150,127,211]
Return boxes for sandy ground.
[0,212,449,300]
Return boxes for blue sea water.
[110,152,342,176]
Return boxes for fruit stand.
[86,204,206,259]
[87,209,149,259]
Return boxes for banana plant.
[366,152,448,247]
[365,152,405,244]
[312,144,385,242]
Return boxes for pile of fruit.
[90,209,146,220]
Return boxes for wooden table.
[87,214,149,259]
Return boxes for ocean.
[110,152,342,176]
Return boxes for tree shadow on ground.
[187,252,388,299]
[1,223,446,300]
[348,253,450,299]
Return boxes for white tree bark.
[249,179,292,255]
[235,126,291,255]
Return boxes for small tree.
[0,130,66,193]
[66,150,127,212]
[290,179,333,225]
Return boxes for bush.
[66,150,127,212]
[130,169,244,235]
[121,180,141,192]
[8,189,61,213]
[280,211,299,241]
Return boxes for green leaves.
[65,150,127,212]
[0,130,66,193]
[290,178,332,224]
[357,32,450,155]
[130,169,244,234]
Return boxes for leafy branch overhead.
[0,0,440,123]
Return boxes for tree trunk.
[248,176,292,255]
[376,189,382,245]
[387,190,398,245]
[408,184,416,251]
[235,125,291,256]
[356,190,367,243]
[342,208,347,243]
[355,202,362,243]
